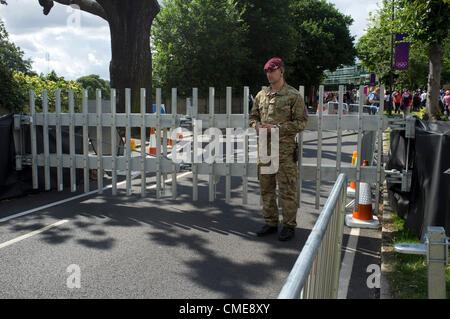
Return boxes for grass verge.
[387,213,450,298]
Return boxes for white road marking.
[337,227,360,299]
[0,220,69,249]
[0,171,192,223]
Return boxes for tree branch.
[40,0,107,21]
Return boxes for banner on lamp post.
[395,33,410,71]
[370,73,376,86]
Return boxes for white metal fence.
[24,85,391,216]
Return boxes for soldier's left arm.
[279,93,308,135]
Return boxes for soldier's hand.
[256,123,275,134]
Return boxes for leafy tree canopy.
[152,0,249,97]
[357,0,449,90]
[236,0,297,92]
[288,0,357,88]
[0,18,33,113]
[14,71,83,113]
[0,19,33,74]
[76,74,111,100]
[152,0,357,95]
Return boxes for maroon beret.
[264,57,284,71]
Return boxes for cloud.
[326,0,382,41]
[1,0,382,81]
[0,0,111,80]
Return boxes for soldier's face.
[266,68,283,85]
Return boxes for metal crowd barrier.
[278,173,347,299]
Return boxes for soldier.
[249,57,308,241]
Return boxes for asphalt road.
[0,130,380,299]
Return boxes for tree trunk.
[103,1,160,115]
[426,43,442,120]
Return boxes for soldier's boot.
[278,226,295,241]
[256,224,278,237]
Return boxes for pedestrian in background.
[393,90,402,114]
[384,90,391,114]
[368,87,380,115]
[400,89,412,117]
[420,90,427,108]
[412,90,421,112]
[444,90,450,117]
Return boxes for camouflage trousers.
[257,154,299,228]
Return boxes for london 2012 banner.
[394,33,410,71]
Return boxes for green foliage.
[389,213,450,299]
[76,74,111,100]
[441,37,450,85]
[392,0,450,46]
[152,0,249,97]
[152,0,357,95]
[0,64,25,113]
[418,103,449,121]
[0,18,32,113]
[14,72,83,114]
[0,19,32,74]
[356,6,392,81]
[236,0,297,92]
[288,0,357,89]
[356,0,450,90]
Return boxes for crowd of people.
[316,86,450,118]
[333,87,449,115]
[377,87,450,117]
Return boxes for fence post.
[426,226,448,299]
[55,89,63,192]
[171,88,178,200]
[140,88,147,197]
[43,89,50,191]
[243,86,249,205]
[192,88,199,201]
[69,89,76,192]
[156,88,162,199]
[82,89,90,193]
[111,89,117,195]
[97,89,104,194]
[316,85,323,209]
[226,87,232,204]
[208,87,215,202]
[30,90,38,189]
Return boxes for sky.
[0,0,382,81]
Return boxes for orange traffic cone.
[317,104,327,113]
[149,127,157,156]
[345,160,380,229]
[347,151,358,197]
[168,131,183,149]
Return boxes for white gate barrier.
[13,85,416,213]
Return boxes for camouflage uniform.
[249,83,308,228]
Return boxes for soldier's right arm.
[249,93,261,129]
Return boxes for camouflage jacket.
[249,83,308,141]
